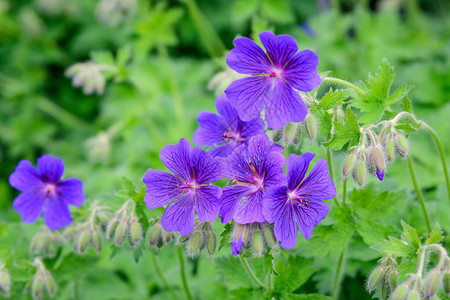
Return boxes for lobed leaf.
[273,255,315,293]
[323,106,361,150]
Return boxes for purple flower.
[9,155,85,230]
[220,134,286,224]
[231,236,244,255]
[143,138,224,235]
[376,169,384,181]
[193,95,264,157]
[263,153,336,249]
[225,31,321,130]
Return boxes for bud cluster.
[148,220,174,249]
[65,62,117,95]
[231,222,277,257]
[367,255,398,299]
[0,262,11,298]
[177,221,217,258]
[29,228,62,258]
[106,199,143,248]
[95,0,137,27]
[31,258,56,300]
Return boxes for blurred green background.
[0,0,449,299]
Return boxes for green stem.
[419,121,450,202]
[342,178,347,205]
[151,254,178,300]
[407,157,432,232]
[321,77,365,94]
[332,250,346,300]
[327,148,339,207]
[177,247,193,300]
[239,256,264,288]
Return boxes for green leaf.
[263,253,279,275]
[323,107,361,150]
[283,294,332,300]
[401,96,414,114]
[219,223,233,251]
[371,236,415,257]
[273,256,315,293]
[91,50,115,65]
[121,177,136,197]
[400,220,421,248]
[229,287,263,300]
[215,256,254,287]
[355,219,397,246]
[310,105,333,140]
[426,223,443,245]
[386,84,414,106]
[318,89,351,111]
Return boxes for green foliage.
[273,255,315,293]
[323,106,361,150]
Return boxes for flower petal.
[37,154,64,183]
[9,160,42,191]
[195,185,222,222]
[143,170,184,209]
[297,158,337,201]
[57,178,85,207]
[283,50,321,92]
[193,111,227,147]
[293,199,329,239]
[215,95,240,131]
[13,190,45,223]
[190,147,224,184]
[219,185,252,224]
[208,144,235,158]
[259,31,298,68]
[161,193,195,236]
[231,236,244,256]
[226,36,271,75]
[159,138,192,181]
[287,153,315,191]
[265,80,308,129]
[225,76,272,122]
[43,197,73,230]
[233,188,266,224]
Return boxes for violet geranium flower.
[143,138,224,235]
[220,134,286,224]
[263,153,336,249]
[193,95,264,157]
[9,155,85,230]
[225,31,321,130]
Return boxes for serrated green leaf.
[273,256,315,293]
[318,89,351,111]
[386,84,414,106]
[215,256,254,288]
[426,223,443,245]
[121,177,136,197]
[356,219,397,246]
[400,220,420,248]
[283,294,332,300]
[371,236,415,257]
[395,123,417,136]
[263,253,278,275]
[310,105,333,140]
[401,96,414,114]
[323,106,361,150]
[219,223,233,251]
[397,258,417,282]
[229,287,263,300]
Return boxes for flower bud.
[381,279,389,300]
[424,269,441,297]
[46,238,58,259]
[271,129,283,143]
[206,231,217,256]
[148,224,162,247]
[283,123,298,145]
[262,225,276,248]
[234,224,245,240]
[342,153,357,178]
[386,139,396,164]
[443,271,450,294]
[31,273,44,300]
[97,211,110,227]
[128,218,143,247]
[62,225,79,239]
[43,271,56,297]
[407,290,421,300]
[188,231,202,255]
[0,270,11,296]
[391,282,409,300]
[161,230,172,245]
[106,218,119,240]
[367,266,384,292]
[252,230,264,256]
[389,270,398,291]
[77,229,91,255]
[371,146,386,172]
[355,159,367,187]
[30,233,47,255]
[91,228,102,254]
[114,221,128,247]
[396,134,409,158]
[304,114,317,141]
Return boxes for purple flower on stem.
[143,138,224,236]
[220,134,286,225]
[263,153,336,249]
[193,95,264,157]
[225,31,321,129]
[376,169,384,181]
[9,155,85,230]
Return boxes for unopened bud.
[62,225,79,239]
[424,269,441,297]
[443,271,450,294]
[283,123,297,145]
[128,218,143,247]
[207,232,217,256]
[396,134,409,158]
[407,290,421,300]
[342,153,357,178]
[252,230,263,256]
[386,139,396,164]
[0,270,11,296]
[188,231,202,255]
[371,146,386,172]
[30,233,47,255]
[114,221,127,247]
[335,106,345,124]
[271,129,283,143]
[304,114,317,141]
[106,218,119,240]
[31,273,44,300]
[97,211,110,226]
[161,230,172,244]
[91,228,102,254]
[148,224,162,247]
[356,159,367,187]
[234,224,245,240]
[44,271,56,297]
[367,266,384,292]
[381,279,389,300]
[389,271,398,291]
[391,282,409,300]
[77,230,91,255]
[263,225,276,248]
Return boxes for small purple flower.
[193,95,264,157]
[263,153,336,249]
[231,236,244,255]
[376,169,384,181]
[220,134,286,224]
[225,31,321,130]
[143,138,224,235]
[9,155,85,230]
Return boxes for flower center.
[269,68,283,79]
[222,131,242,143]
[288,191,309,207]
[44,183,57,197]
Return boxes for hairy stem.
[177,247,193,300]
[407,157,432,232]
[332,250,346,300]
[327,149,340,207]
[151,254,178,300]
[342,178,347,205]
[239,256,264,288]
[321,77,365,94]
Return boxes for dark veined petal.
[225,76,272,122]
[143,170,184,209]
[13,190,45,223]
[293,199,329,239]
[219,185,253,224]
[37,154,64,184]
[190,147,225,184]
[225,142,254,182]
[287,153,315,191]
[239,116,265,141]
[57,178,85,207]
[9,160,43,191]
[43,196,73,230]
[194,185,222,222]
[226,36,271,75]
[161,193,195,236]
[215,95,240,132]
[297,158,337,201]
[259,31,299,68]
[193,111,227,147]
[233,188,266,224]
[208,144,235,158]
[159,138,192,181]
[283,49,321,92]
[265,80,308,129]
[231,236,244,256]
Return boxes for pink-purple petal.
[37,154,64,183]
[226,37,271,75]
[190,147,224,184]
[143,170,184,209]
[283,49,321,92]
[193,111,227,147]
[287,153,315,191]
[220,185,252,224]
[43,197,73,230]
[195,185,221,222]
[233,188,266,224]
[231,236,244,256]
[293,200,329,239]
[57,178,85,207]
[259,31,298,68]
[13,190,45,223]
[297,158,337,201]
[161,193,195,236]
[159,138,192,181]
[9,160,42,191]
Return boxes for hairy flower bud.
[355,159,367,187]
[106,218,119,240]
[381,279,389,300]
[396,134,409,158]
[128,218,143,247]
[161,230,172,245]
[62,225,79,239]
[389,270,398,291]
[91,228,103,254]
[263,225,276,248]
[407,290,421,300]
[392,282,410,300]
[443,271,450,294]
[206,231,217,257]
[371,146,386,172]
[342,153,357,178]
[0,270,11,296]
[30,233,47,256]
[271,129,283,143]
[386,139,396,164]
[148,225,161,247]
[97,211,110,227]
[188,231,202,255]
[77,229,91,255]
[367,266,384,292]
[31,273,44,300]
[252,230,264,256]
[114,221,128,247]
[43,271,56,297]
[304,114,317,141]
[283,123,298,145]
[424,269,441,297]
